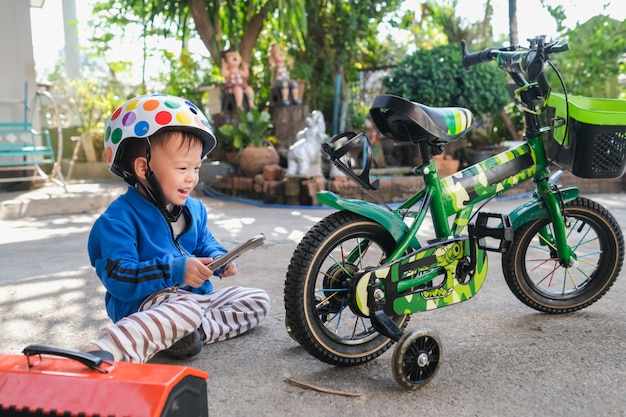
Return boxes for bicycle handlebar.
[461,36,569,83]
[460,41,498,68]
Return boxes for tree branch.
[239,11,265,64]
[189,0,221,67]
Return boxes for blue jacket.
[88,186,228,323]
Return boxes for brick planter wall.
[211,166,625,206]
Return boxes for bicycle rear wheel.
[284,211,409,366]
[502,197,623,313]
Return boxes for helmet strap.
[121,170,137,186]
[139,139,184,222]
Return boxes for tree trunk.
[270,105,309,149]
[499,110,521,142]
[189,0,220,67]
[189,0,265,73]
[509,0,519,46]
[239,12,265,65]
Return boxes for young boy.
[85,94,270,363]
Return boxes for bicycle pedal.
[469,212,513,253]
[370,310,403,342]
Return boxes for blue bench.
[0,121,56,184]
[0,84,66,187]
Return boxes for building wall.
[0,0,38,124]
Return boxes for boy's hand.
[219,262,238,278]
[183,257,214,288]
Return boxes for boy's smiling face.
[143,132,203,206]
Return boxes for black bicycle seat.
[370,94,474,143]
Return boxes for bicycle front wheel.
[284,211,409,366]
[502,197,624,313]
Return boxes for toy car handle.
[22,344,109,373]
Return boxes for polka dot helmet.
[104,94,216,178]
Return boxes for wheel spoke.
[570,266,591,287]
[528,244,552,253]
[537,232,557,251]
[328,254,355,277]
[315,288,347,309]
[570,221,593,251]
[576,256,599,267]
[355,237,365,269]
[350,315,369,339]
[528,257,556,273]
[577,250,602,258]
[530,214,598,295]
[320,298,370,340]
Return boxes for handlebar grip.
[498,51,530,73]
[461,40,497,68]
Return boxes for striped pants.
[92,286,270,363]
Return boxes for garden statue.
[268,43,302,106]
[286,110,325,177]
[221,48,255,110]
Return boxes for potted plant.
[218,107,279,176]
[213,126,238,165]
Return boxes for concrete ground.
[1,180,625,417]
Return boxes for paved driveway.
[1,185,625,416]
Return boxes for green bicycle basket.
[546,92,626,179]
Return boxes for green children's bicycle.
[284,36,626,390]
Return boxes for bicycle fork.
[534,180,577,267]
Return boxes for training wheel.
[391,328,442,390]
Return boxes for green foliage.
[92,0,307,68]
[542,2,568,34]
[45,70,127,161]
[157,49,216,105]
[399,0,495,50]
[90,0,308,110]
[218,108,273,150]
[47,57,128,125]
[490,102,524,143]
[383,44,510,117]
[70,79,124,139]
[349,100,370,132]
[548,15,626,98]
[292,0,403,130]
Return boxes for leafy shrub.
[383,44,510,119]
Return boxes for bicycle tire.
[284,211,409,366]
[502,197,623,313]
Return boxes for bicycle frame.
[318,131,580,321]
[318,131,579,265]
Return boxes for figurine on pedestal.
[221,48,255,110]
[286,110,326,177]
[269,43,302,106]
